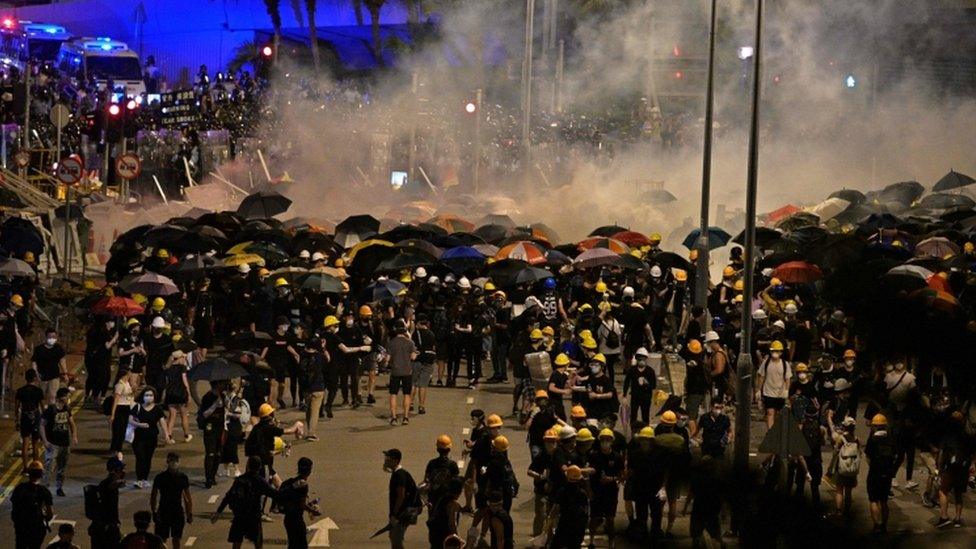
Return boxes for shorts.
[228,516,262,543]
[623,479,637,501]
[685,393,705,420]
[940,466,968,502]
[690,511,721,538]
[866,474,892,502]
[364,352,379,372]
[412,362,433,388]
[155,513,185,540]
[762,396,786,411]
[591,487,619,517]
[272,365,288,383]
[18,413,40,439]
[834,473,858,489]
[389,375,413,395]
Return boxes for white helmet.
[772,320,786,329]
[311,251,325,261]
[650,265,663,278]
[458,277,471,289]
[151,316,166,329]
[559,425,578,440]
[428,276,440,285]
[414,267,428,279]
[704,330,721,343]
[299,250,310,259]
[238,263,251,274]
[623,286,635,298]
[444,274,456,284]
[752,309,767,320]
[761,267,774,277]
[635,347,650,357]
[784,303,798,314]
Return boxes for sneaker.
[390,417,399,426]
[904,480,919,490]
[954,519,964,528]
[184,434,194,443]
[306,435,319,441]
[936,518,953,529]
[56,488,65,497]
[436,379,443,387]
[418,407,426,415]
[402,417,410,425]
[367,394,376,405]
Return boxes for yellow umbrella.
[226,241,254,255]
[308,266,348,279]
[222,254,266,267]
[347,239,394,261]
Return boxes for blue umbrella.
[682,227,731,250]
[441,246,486,274]
[361,279,407,302]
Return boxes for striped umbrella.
[578,237,631,255]
[495,241,548,265]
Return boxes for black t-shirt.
[10,481,52,525]
[120,531,166,549]
[32,343,65,381]
[42,404,71,447]
[245,420,284,461]
[152,468,189,513]
[130,405,166,443]
[278,476,310,517]
[337,325,365,365]
[264,333,291,369]
[164,364,188,398]
[589,448,623,488]
[528,451,552,494]
[548,370,569,402]
[423,456,459,502]
[16,384,44,414]
[144,335,173,371]
[412,327,437,365]
[528,407,558,447]
[199,391,225,429]
[389,467,417,517]
[118,333,145,370]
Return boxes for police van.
[56,37,145,98]
[0,20,72,71]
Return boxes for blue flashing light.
[101,43,112,51]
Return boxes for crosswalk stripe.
[186,536,197,546]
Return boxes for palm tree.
[364,0,386,65]
[263,0,283,62]
[305,0,320,70]
[228,41,261,74]
[351,0,365,26]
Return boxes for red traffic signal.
[108,104,121,116]
[464,101,477,114]
[261,45,273,58]
[1,18,15,30]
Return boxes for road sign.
[50,104,71,129]
[115,152,142,180]
[13,150,29,168]
[56,157,83,185]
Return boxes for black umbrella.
[375,251,436,273]
[111,224,153,254]
[172,231,222,254]
[0,218,44,256]
[449,232,487,246]
[879,181,924,206]
[196,211,244,234]
[940,208,976,224]
[920,193,976,210]
[378,225,432,243]
[477,214,516,229]
[488,260,552,287]
[347,245,398,279]
[649,251,690,271]
[473,224,509,245]
[166,254,217,278]
[189,358,249,381]
[144,224,189,247]
[544,249,573,268]
[858,213,903,232]
[237,190,292,219]
[226,331,273,351]
[733,227,782,247]
[165,216,198,227]
[589,224,629,237]
[757,251,804,270]
[828,189,866,205]
[416,223,450,237]
[361,279,407,302]
[335,215,380,248]
[806,234,865,272]
[617,253,647,271]
[292,232,341,256]
[932,170,976,192]
[428,234,466,249]
[786,226,829,247]
[833,203,886,226]
[775,212,820,232]
[395,239,442,258]
[299,273,344,293]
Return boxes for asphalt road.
[0,369,972,548]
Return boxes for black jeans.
[634,494,663,535]
[132,438,158,481]
[110,405,130,453]
[338,360,360,402]
[203,424,223,484]
[631,397,651,429]
[284,513,308,549]
[324,368,338,409]
[88,521,121,549]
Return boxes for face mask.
[278,325,288,333]
[46,337,57,346]
[894,363,905,372]
[143,394,154,405]
[345,320,354,327]
[590,366,601,374]
[770,351,781,359]
[600,441,612,451]
[106,322,115,330]
[798,373,809,382]
[844,360,855,368]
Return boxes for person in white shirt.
[755,340,792,429]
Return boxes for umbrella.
[643,189,678,203]
[144,224,189,247]
[909,287,960,314]
[920,193,976,210]
[478,214,516,229]
[449,232,487,246]
[544,249,573,267]
[806,234,865,271]
[786,226,829,247]
[473,224,509,244]
[194,225,228,241]
[858,213,902,232]
[428,234,466,249]
[530,223,561,244]
[775,212,820,232]
[771,261,823,284]
[487,259,552,287]
[0,258,35,278]
[299,273,344,293]
[335,215,380,248]
[416,223,450,237]
[733,227,782,248]
[915,236,961,258]
[829,189,866,205]
[682,227,732,250]
[426,214,474,234]
[237,190,292,219]
[473,244,499,256]
[879,181,924,205]
[495,241,548,265]
[361,279,407,302]
[222,254,266,267]
[268,266,310,282]
[613,231,653,248]
[927,273,952,293]
[189,358,249,381]
[886,264,934,280]
[347,239,395,261]
[441,246,486,261]
[757,251,804,269]
[589,225,629,237]
[308,266,348,279]
[578,237,631,254]
[122,272,179,296]
[932,170,976,192]
[574,247,623,269]
[0,220,44,256]
[380,225,435,243]
[90,296,144,317]
[375,251,436,273]
[650,251,691,271]
[808,198,851,221]
[764,204,802,224]
[395,239,442,259]
[111,224,153,253]
[170,254,217,276]
[833,203,886,226]
[196,211,243,233]
[617,253,647,271]
[292,232,341,256]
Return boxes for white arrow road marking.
[208,495,220,504]
[466,397,474,404]
[462,427,470,435]
[185,536,197,546]
[308,517,339,547]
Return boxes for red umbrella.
[771,261,823,284]
[926,273,952,294]
[612,230,653,248]
[765,204,801,224]
[495,241,547,265]
[91,296,145,317]
[578,237,631,255]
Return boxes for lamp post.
[694,0,719,308]
[521,0,535,179]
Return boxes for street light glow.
[464,102,477,114]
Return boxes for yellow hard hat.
[653,389,670,406]
[334,258,346,268]
[795,363,809,373]
[535,389,549,400]
[492,290,507,301]
[492,435,510,452]
[274,277,289,287]
[843,349,857,359]
[258,403,275,418]
[27,460,44,472]
[637,426,655,439]
[565,465,583,482]
[733,279,744,292]
[674,269,688,282]
[595,281,608,293]
[156,248,169,259]
[273,436,286,454]
[723,266,735,278]
[125,318,140,328]
[359,305,373,317]
[323,315,339,328]
[486,414,504,428]
[592,353,606,364]
[571,405,587,419]
[258,267,271,277]
[661,410,677,424]
[23,251,34,263]
[871,413,888,426]
[966,242,975,253]
[649,233,662,242]
[530,328,544,340]
[687,339,703,354]
[542,326,555,337]
[631,249,643,259]
[769,340,785,352]
[543,428,560,441]
[733,294,744,303]
[554,353,570,366]
[581,337,598,350]
[578,303,593,312]
[436,434,453,449]
[484,281,496,291]
[10,294,23,307]
[399,273,412,284]
[769,277,783,287]
[578,329,593,340]
[598,428,615,440]
[151,297,165,311]
[577,428,594,442]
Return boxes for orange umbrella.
[495,241,548,265]
[578,237,631,255]
[427,214,475,234]
[613,230,653,248]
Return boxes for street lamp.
[694,0,719,309]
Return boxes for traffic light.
[464,101,477,114]
[123,99,139,138]
[105,102,122,142]
[844,74,857,89]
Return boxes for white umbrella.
[807,197,851,222]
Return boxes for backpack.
[84,484,102,521]
[226,477,253,514]
[426,460,456,504]
[11,483,46,524]
[277,478,306,515]
[603,321,621,349]
[837,439,861,477]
